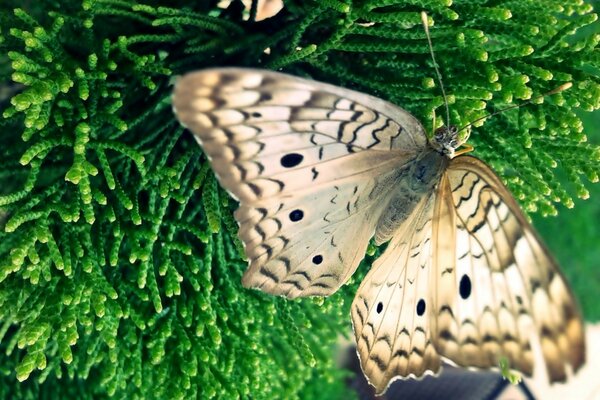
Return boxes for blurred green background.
[532,10,600,321]
[533,107,600,321]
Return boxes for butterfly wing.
[431,155,585,382]
[172,68,429,298]
[351,191,443,395]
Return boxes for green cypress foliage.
[0,1,597,398]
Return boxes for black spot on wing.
[289,209,304,222]
[280,153,303,168]
[416,299,426,316]
[459,275,472,299]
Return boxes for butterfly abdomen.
[374,151,445,244]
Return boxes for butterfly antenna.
[421,12,451,129]
[457,82,572,134]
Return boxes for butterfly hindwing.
[351,192,442,395]
[432,155,585,381]
[172,68,429,297]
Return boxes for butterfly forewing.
[432,155,585,381]
[172,68,429,297]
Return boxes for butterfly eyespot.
[280,153,304,168]
[376,302,383,314]
[289,209,304,222]
[459,275,472,299]
[312,255,323,265]
[416,299,426,316]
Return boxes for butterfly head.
[430,125,471,158]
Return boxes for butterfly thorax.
[429,125,463,158]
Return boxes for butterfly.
[171,68,585,394]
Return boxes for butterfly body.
[172,68,584,395]
[373,149,447,246]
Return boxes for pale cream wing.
[172,68,429,298]
[351,192,442,395]
[431,155,585,381]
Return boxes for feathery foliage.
[0,0,598,398]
